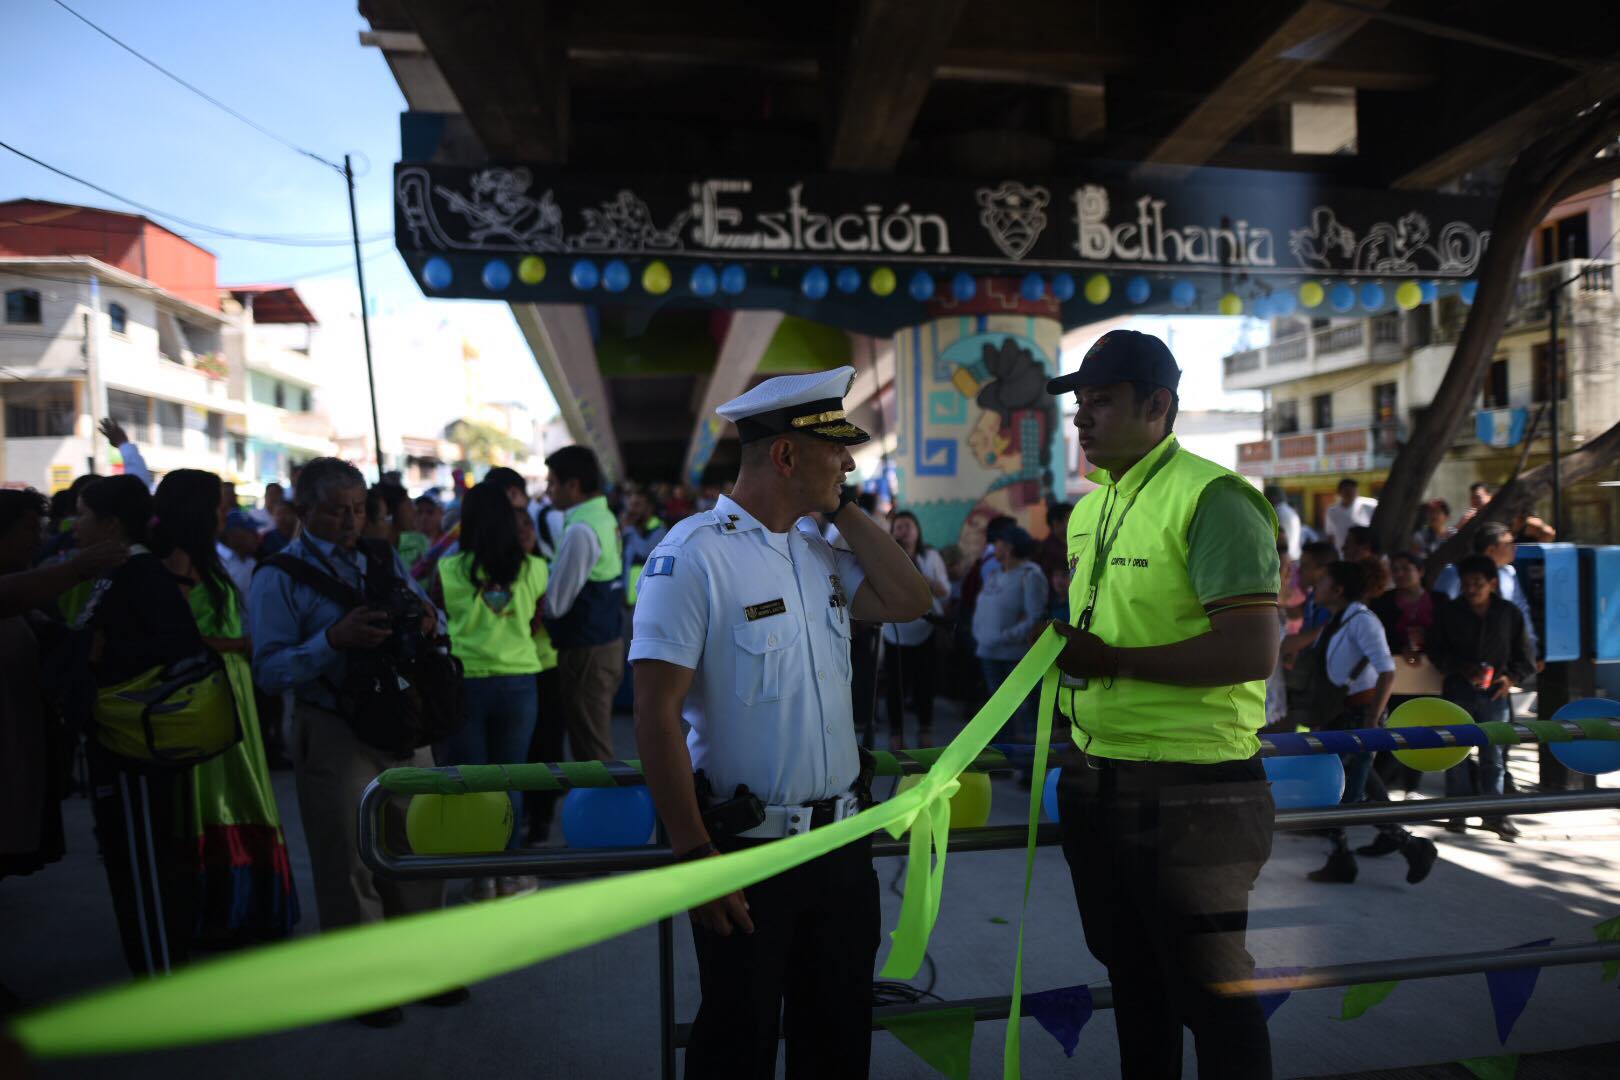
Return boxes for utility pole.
[345,154,385,481]
[1546,283,1562,537]
[84,274,104,476]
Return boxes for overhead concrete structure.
[360,0,1620,482]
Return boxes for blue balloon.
[1420,280,1438,303]
[570,259,600,291]
[1050,273,1076,302]
[1263,754,1346,809]
[690,263,719,297]
[1251,294,1273,319]
[1042,767,1062,822]
[1125,276,1151,305]
[1359,282,1386,310]
[480,259,512,291]
[720,264,747,296]
[836,267,862,295]
[561,786,657,849]
[951,272,976,301]
[1329,282,1356,313]
[801,266,830,300]
[908,270,936,302]
[602,259,631,293]
[1549,698,1620,775]
[422,257,452,291]
[1271,289,1298,316]
[1460,280,1478,305]
[1021,273,1046,302]
[1171,280,1197,309]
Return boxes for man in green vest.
[541,445,625,763]
[1044,330,1282,1078]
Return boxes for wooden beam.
[1392,58,1620,190]
[681,311,785,484]
[827,0,971,171]
[396,0,570,163]
[1142,0,1388,168]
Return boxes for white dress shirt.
[1323,601,1395,695]
[629,494,868,806]
[1324,497,1377,554]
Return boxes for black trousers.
[851,622,881,747]
[686,834,879,1080]
[88,744,194,977]
[882,640,936,739]
[524,666,565,843]
[1058,756,1274,1080]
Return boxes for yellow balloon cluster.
[870,267,897,297]
[642,260,672,295]
[1299,281,1325,309]
[1084,274,1111,305]
[1219,293,1243,317]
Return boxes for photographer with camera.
[249,458,466,1028]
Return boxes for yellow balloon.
[1218,292,1243,317]
[518,256,547,285]
[1389,696,1475,772]
[642,260,672,295]
[405,791,513,854]
[1084,274,1111,305]
[1299,281,1325,308]
[870,266,897,297]
[895,771,993,830]
[1395,280,1423,310]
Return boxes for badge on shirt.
[828,574,848,609]
[744,598,787,621]
[645,555,676,578]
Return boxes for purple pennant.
[1484,939,1554,1045]
[1024,985,1093,1057]
[1253,966,1304,1021]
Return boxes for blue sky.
[2,0,1261,443]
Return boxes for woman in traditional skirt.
[152,470,299,946]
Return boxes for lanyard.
[1075,445,1177,632]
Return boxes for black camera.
[375,582,428,663]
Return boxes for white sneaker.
[497,875,540,898]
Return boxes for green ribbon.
[10,632,1065,1060]
[1002,667,1060,1078]
[879,1007,976,1080]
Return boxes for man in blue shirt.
[249,457,461,1028]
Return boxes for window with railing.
[1316,322,1363,354]
[1483,358,1509,409]
[155,400,184,448]
[108,389,150,443]
[1537,212,1588,267]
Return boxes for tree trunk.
[1424,416,1620,581]
[1370,102,1620,558]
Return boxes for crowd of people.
[1265,477,1544,887]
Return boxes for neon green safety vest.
[1062,434,1277,763]
[439,552,546,678]
[565,495,623,583]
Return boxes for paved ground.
[4,702,1619,1079]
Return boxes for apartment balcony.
[1236,422,1402,479]
[1503,259,1616,331]
[1222,313,1406,391]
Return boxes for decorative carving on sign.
[976,182,1050,261]
[1289,206,1488,275]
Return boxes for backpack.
[1303,607,1373,730]
[261,541,465,756]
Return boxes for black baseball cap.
[1046,330,1181,396]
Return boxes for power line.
[0,139,390,247]
[49,0,343,175]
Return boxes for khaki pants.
[290,702,443,931]
[556,641,624,762]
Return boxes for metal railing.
[359,719,1620,1079]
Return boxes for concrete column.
[890,278,1066,561]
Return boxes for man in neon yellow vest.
[621,489,667,607]
[541,446,625,763]
[1044,330,1282,1078]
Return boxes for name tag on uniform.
[645,555,676,578]
[745,598,787,621]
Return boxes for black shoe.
[1401,837,1438,884]
[1355,833,1402,857]
[1444,820,1469,834]
[419,986,470,1008]
[1487,818,1521,842]
[1307,851,1357,884]
[355,1005,405,1028]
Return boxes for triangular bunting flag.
[1337,980,1399,1021]
[1596,915,1620,982]
[1023,985,1093,1057]
[880,1007,975,1080]
[1459,1052,1519,1080]
[1484,939,1553,1045]
[1254,966,1303,1021]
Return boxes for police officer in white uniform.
[632,366,932,1080]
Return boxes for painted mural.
[892,281,1065,559]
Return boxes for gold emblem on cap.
[791,409,847,428]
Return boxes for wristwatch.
[676,840,718,862]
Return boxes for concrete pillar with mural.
[891,278,1066,560]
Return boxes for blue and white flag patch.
[645,555,677,578]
